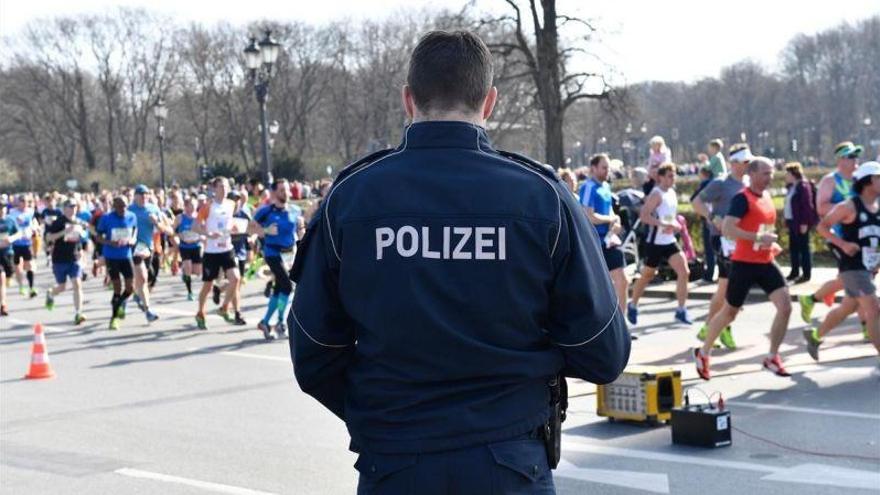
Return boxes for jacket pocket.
[354,452,418,495]
[488,439,555,494]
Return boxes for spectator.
[648,136,671,169]
[783,162,818,283]
[707,139,727,177]
[692,166,716,281]
[557,167,578,196]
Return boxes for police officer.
[290,30,630,494]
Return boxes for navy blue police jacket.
[290,121,630,455]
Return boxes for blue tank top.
[831,172,854,236]
[177,214,200,250]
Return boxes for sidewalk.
[639,266,844,302]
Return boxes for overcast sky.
[2,0,878,83]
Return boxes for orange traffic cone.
[24,323,55,380]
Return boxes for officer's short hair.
[406,30,493,113]
[589,153,609,167]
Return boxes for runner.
[230,190,252,290]
[43,199,87,324]
[128,185,165,322]
[0,202,21,316]
[250,178,302,340]
[39,194,63,265]
[694,157,792,380]
[627,163,693,325]
[691,143,753,349]
[173,196,203,301]
[799,141,869,339]
[193,177,245,329]
[803,161,880,369]
[582,154,629,329]
[8,195,38,298]
[96,196,137,331]
[166,190,185,276]
[89,194,111,280]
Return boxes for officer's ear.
[481,86,498,122]
[402,85,416,121]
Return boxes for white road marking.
[562,438,777,473]
[563,438,880,490]
[556,459,669,493]
[220,351,289,362]
[185,348,289,362]
[726,401,880,420]
[761,463,880,491]
[115,467,278,494]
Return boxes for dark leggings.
[787,220,812,278]
[265,256,293,295]
[148,252,160,288]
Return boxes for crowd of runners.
[0,176,304,342]
[1,139,878,377]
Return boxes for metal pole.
[258,84,272,185]
[159,132,166,192]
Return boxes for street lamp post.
[244,30,281,185]
[153,99,168,191]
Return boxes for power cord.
[684,386,880,463]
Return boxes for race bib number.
[281,250,296,271]
[111,228,131,242]
[231,218,249,233]
[134,242,151,258]
[65,225,84,242]
[863,247,880,271]
[720,237,736,257]
[180,231,201,244]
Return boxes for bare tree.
[480,0,615,166]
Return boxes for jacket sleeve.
[288,204,355,421]
[547,182,631,384]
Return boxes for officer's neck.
[410,111,486,127]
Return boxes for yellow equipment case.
[596,366,682,425]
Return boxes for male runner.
[691,143,753,349]
[96,196,137,331]
[251,178,302,340]
[128,185,165,322]
[193,177,245,329]
[694,157,792,380]
[44,200,88,324]
[9,195,38,298]
[628,163,693,325]
[0,202,21,316]
[799,141,868,338]
[803,162,880,369]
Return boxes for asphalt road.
[2,261,878,494]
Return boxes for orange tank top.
[732,188,777,264]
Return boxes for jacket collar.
[401,121,495,151]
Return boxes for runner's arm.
[816,200,857,250]
[815,176,835,217]
[638,191,663,227]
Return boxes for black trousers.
[787,220,812,278]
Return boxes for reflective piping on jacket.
[471,124,562,257]
[291,309,350,348]
[323,127,411,261]
[554,310,620,347]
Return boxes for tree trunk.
[544,105,564,167]
[74,70,97,170]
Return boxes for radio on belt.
[670,393,732,448]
